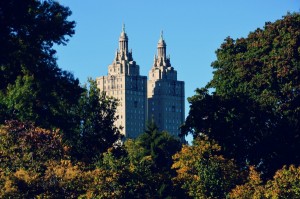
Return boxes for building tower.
[147,31,185,138]
[97,25,147,138]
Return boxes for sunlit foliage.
[172,137,241,198]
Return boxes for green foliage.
[182,13,300,178]
[3,75,38,122]
[0,0,83,135]
[229,166,265,199]
[265,165,300,198]
[0,121,119,198]
[2,2,300,198]
[0,120,75,198]
[1,105,299,198]
[172,137,242,198]
[0,120,67,172]
[0,1,121,161]
[89,123,184,198]
[135,122,184,198]
[137,121,182,172]
[230,165,300,199]
[74,78,121,162]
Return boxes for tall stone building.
[96,25,147,138]
[147,32,185,138]
[97,26,184,139]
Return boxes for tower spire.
[122,23,125,33]
[160,30,163,41]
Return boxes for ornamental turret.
[157,31,167,61]
[119,24,128,54]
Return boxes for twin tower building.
[96,25,185,139]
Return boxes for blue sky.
[55,0,299,141]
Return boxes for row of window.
[165,125,180,131]
[103,85,145,91]
[166,119,182,124]
[127,109,144,114]
[104,84,123,90]
[109,67,121,73]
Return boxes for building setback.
[97,26,184,139]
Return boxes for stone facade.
[96,25,147,138]
[147,32,185,138]
[97,26,184,139]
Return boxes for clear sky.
[55,0,299,141]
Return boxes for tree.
[0,120,67,172]
[0,120,76,198]
[172,137,241,198]
[0,120,122,198]
[0,0,83,136]
[89,123,184,198]
[135,122,184,198]
[74,78,121,162]
[264,165,300,199]
[182,13,300,178]
[229,166,265,199]
[137,121,182,172]
[230,165,300,199]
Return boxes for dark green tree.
[134,122,184,198]
[93,122,185,198]
[74,78,121,162]
[0,0,83,135]
[182,13,300,178]
[137,122,182,172]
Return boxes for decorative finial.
[122,23,125,33]
[160,30,163,40]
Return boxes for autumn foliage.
[230,165,300,199]
[1,0,300,198]
[172,137,242,198]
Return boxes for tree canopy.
[0,0,83,135]
[73,78,121,162]
[172,137,241,198]
[182,13,300,178]
[0,0,121,165]
[2,1,300,198]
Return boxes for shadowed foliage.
[182,13,300,178]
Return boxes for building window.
[134,101,138,108]
[172,106,175,112]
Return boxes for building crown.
[115,23,133,62]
